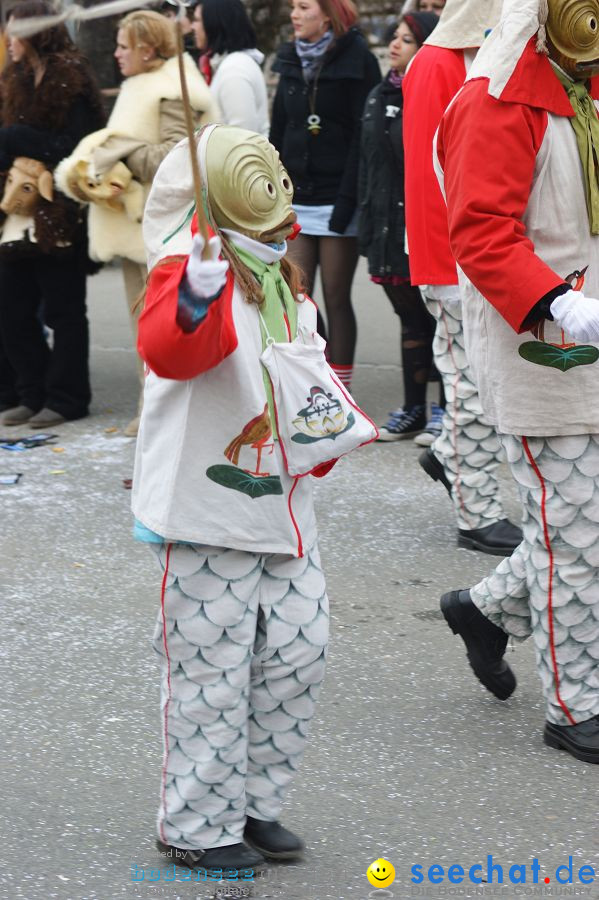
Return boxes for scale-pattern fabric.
[423,295,505,531]
[471,434,599,726]
[150,541,329,849]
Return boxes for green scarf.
[552,64,599,235]
[233,244,298,439]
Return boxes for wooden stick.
[175,18,211,259]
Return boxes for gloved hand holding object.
[185,233,229,299]
[550,289,599,342]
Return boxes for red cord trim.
[159,543,174,842]
[522,437,576,725]
[287,476,303,558]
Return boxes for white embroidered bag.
[259,317,378,476]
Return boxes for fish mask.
[205,127,296,243]
[547,0,599,78]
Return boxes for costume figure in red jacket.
[402,0,523,557]
[133,126,331,875]
[437,0,599,764]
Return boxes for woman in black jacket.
[0,1,105,428]
[270,0,380,391]
[358,11,444,442]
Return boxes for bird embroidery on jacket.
[205,405,283,499]
[518,264,599,371]
[224,403,274,476]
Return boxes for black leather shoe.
[544,715,599,763]
[440,589,516,700]
[156,839,266,874]
[458,518,522,556]
[244,816,304,860]
[418,447,451,495]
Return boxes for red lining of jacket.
[138,218,238,381]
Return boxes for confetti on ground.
[123,478,133,489]
[50,469,66,475]
[51,447,65,453]
[72,563,85,568]
[0,473,22,484]
[104,427,119,433]
[0,433,58,451]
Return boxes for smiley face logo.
[366,858,395,888]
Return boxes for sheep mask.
[1,157,53,217]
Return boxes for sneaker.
[377,404,426,442]
[413,403,444,446]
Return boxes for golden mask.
[547,0,599,78]
[205,127,296,243]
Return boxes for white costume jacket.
[132,142,319,556]
[436,39,599,436]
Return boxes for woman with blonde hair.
[270,0,380,392]
[57,9,218,435]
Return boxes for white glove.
[185,233,229,299]
[550,289,599,342]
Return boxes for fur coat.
[56,54,218,265]
[0,51,105,258]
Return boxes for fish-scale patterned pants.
[471,435,599,725]
[423,296,506,531]
[150,541,329,850]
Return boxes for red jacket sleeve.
[403,46,466,286]
[437,79,564,333]
[137,257,238,380]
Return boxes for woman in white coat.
[191,0,269,136]
[56,11,218,435]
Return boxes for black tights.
[286,233,359,365]
[382,282,444,410]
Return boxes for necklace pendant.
[307,113,321,135]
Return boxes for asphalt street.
[1,260,597,900]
